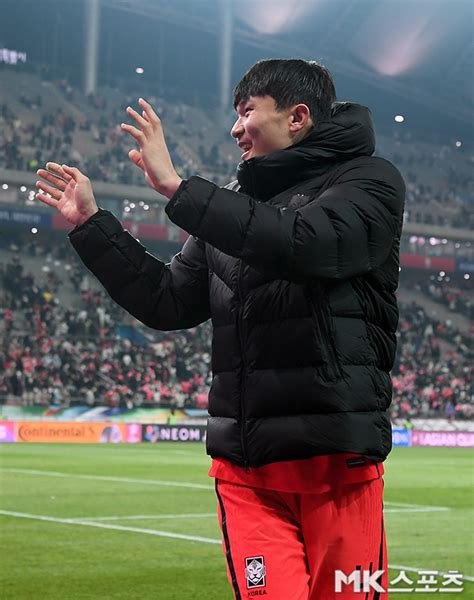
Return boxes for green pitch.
[0,444,472,599]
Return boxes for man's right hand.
[36,162,99,226]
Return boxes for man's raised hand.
[121,98,182,199]
[36,163,99,226]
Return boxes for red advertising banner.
[134,223,169,241]
[411,430,474,447]
[0,421,15,442]
[400,254,456,272]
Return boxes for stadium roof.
[102,0,473,125]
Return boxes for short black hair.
[233,58,337,123]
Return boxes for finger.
[35,180,63,200]
[45,162,72,182]
[121,122,145,144]
[126,106,149,130]
[36,169,68,190]
[36,192,60,209]
[62,164,87,181]
[128,149,144,171]
[138,97,160,124]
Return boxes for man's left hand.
[121,98,182,199]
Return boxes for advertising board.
[15,421,128,443]
[411,430,474,448]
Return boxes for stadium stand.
[1,68,472,226]
[1,227,472,421]
[0,68,472,422]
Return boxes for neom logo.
[18,425,94,441]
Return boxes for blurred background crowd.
[0,0,472,423]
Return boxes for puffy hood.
[236,102,375,200]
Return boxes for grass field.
[0,444,472,599]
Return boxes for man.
[36,59,405,599]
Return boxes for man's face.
[231,95,295,161]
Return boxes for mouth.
[238,142,252,160]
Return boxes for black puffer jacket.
[69,102,405,468]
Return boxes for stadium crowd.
[1,70,472,227]
[0,69,472,419]
[1,245,472,420]
[392,300,472,420]
[414,275,472,320]
[1,240,211,410]
[0,73,236,188]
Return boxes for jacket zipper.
[236,260,250,470]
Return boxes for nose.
[230,117,243,140]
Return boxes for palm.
[36,163,98,226]
[59,179,93,223]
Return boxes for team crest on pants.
[245,556,266,588]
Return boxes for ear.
[288,104,312,133]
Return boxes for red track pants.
[215,477,387,600]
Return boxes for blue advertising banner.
[0,208,51,226]
[392,429,411,447]
[456,261,474,274]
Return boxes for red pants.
[215,478,387,599]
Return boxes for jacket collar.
[236,102,375,201]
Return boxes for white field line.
[0,510,221,545]
[68,513,216,522]
[1,510,472,583]
[384,501,450,513]
[385,501,448,509]
[384,507,450,513]
[0,468,213,490]
[1,469,452,512]
[1,468,451,513]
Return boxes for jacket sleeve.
[68,209,211,330]
[165,157,405,283]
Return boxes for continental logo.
[16,422,125,443]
